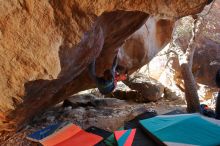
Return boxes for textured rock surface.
[124,74,165,102]
[136,1,220,100]
[0,0,62,112]
[0,0,211,130]
[118,17,174,72]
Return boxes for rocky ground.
[0,92,186,146]
[1,79,217,146]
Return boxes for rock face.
[172,37,220,88]
[0,0,211,131]
[0,0,62,112]
[134,1,220,103]
[118,17,174,72]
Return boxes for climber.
[200,104,215,118]
[215,69,220,119]
[89,55,127,95]
[115,65,128,80]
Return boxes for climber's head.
[103,69,113,80]
[215,69,220,88]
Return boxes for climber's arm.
[88,59,97,81]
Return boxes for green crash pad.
[104,127,124,146]
[140,114,220,146]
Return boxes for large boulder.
[0,0,211,131]
[124,74,165,102]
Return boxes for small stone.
[151,102,156,106]
[46,116,55,122]
[64,106,72,111]
[91,98,126,107]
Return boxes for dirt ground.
[0,97,186,146]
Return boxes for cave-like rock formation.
[146,1,220,96]
[0,0,211,131]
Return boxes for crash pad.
[124,110,162,146]
[114,129,136,146]
[26,122,69,142]
[140,114,220,145]
[86,126,112,146]
[104,127,124,146]
[28,123,103,146]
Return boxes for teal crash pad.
[140,114,220,146]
